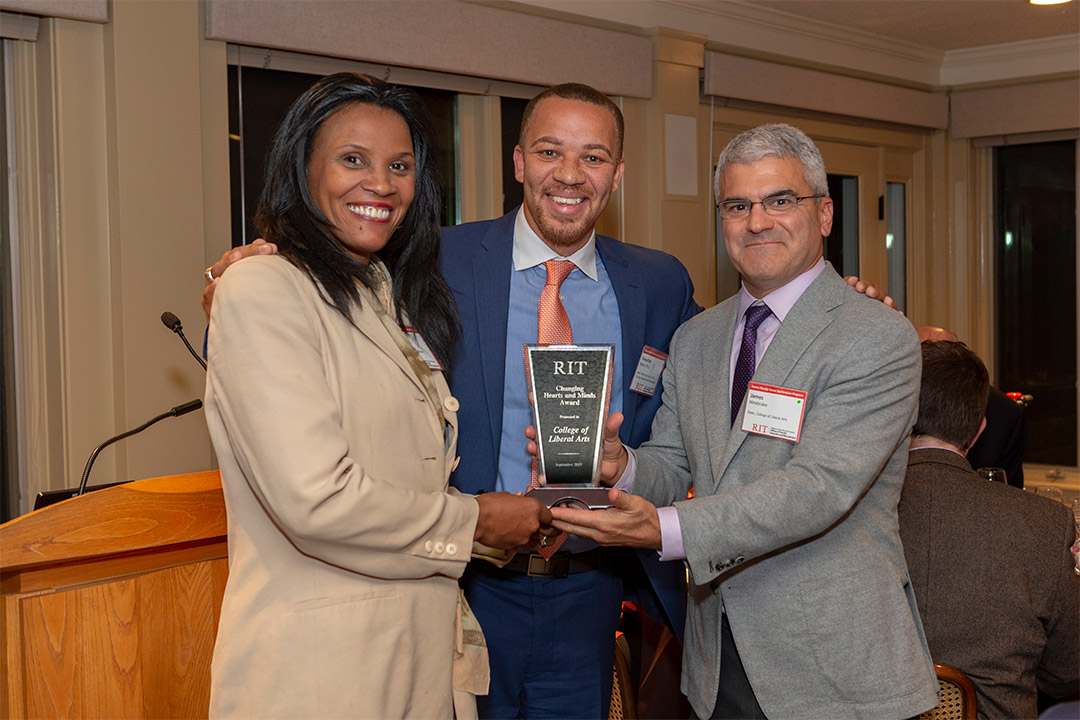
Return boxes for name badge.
[740,382,807,442]
[630,346,667,396]
[402,326,443,370]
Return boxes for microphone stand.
[76,399,203,496]
[160,311,207,371]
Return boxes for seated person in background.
[899,340,1078,719]
[917,325,1027,488]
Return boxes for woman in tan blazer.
[204,73,550,719]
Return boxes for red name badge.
[740,382,808,442]
[630,346,667,396]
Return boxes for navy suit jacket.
[440,209,700,641]
[967,386,1027,488]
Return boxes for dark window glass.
[825,174,858,277]
[501,97,527,215]
[885,182,907,313]
[227,65,457,246]
[995,140,1077,466]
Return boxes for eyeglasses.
[717,194,823,220]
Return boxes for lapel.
[702,299,740,488]
[470,213,514,454]
[598,235,646,440]
[347,285,455,455]
[348,290,425,393]
[708,265,846,493]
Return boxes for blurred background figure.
[917,326,1028,488]
[900,340,1078,718]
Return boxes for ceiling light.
[1029,0,1072,6]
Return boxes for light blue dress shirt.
[495,208,624,507]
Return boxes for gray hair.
[713,123,829,205]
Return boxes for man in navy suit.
[441,84,698,718]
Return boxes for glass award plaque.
[524,344,615,509]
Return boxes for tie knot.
[744,302,772,332]
[544,259,575,289]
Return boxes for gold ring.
[540,535,548,547]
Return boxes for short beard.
[530,208,594,252]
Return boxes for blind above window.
[704,51,948,130]
[206,0,653,99]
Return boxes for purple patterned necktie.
[731,302,773,426]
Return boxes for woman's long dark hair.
[254,72,459,365]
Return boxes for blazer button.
[425,540,434,552]
[446,543,457,555]
[443,396,460,412]
[435,542,445,553]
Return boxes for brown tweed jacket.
[899,447,1079,718]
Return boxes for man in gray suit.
[549,124,938,718]
[900,340,1079,718]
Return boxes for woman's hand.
[474,492,554,550]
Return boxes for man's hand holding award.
[523,344,617,510]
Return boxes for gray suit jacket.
[900,448,1079,719]
[634,265,938,719]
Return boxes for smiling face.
[513,97,625,254]
[719,155,834,298]
[306,102,415,263]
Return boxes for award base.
[525,486,614,510]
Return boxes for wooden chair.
[609,632,637,720]
[918,663,977,720]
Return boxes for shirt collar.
[737,256,826,321]
[511,206,598,280]
[909,443,967,459]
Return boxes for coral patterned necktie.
[537,260,575,345]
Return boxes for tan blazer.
[204,255,479,719]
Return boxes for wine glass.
[975,467,1008,484]
[1036,486,1065,504]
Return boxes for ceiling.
[742,0,1079,52]
[515,0,1078,86]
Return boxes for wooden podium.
[1,471,228,719]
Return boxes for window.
[825,174,859,278]
[885,181,906,313]
[995,140,1077,466]
[500,96,527,215]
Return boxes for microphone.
[161,310,207,371]
[76,399,203,496]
